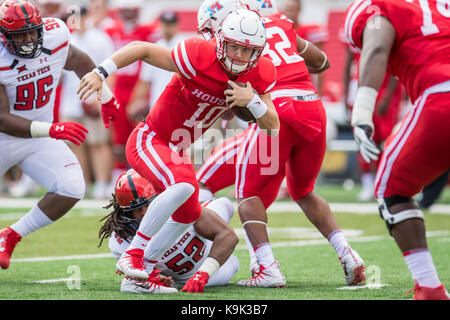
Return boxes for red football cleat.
[0,227,22,270]
[408,281,450,300]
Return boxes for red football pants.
[126,122,201,223]
[375,87,450,199]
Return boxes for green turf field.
[0,185,449,300]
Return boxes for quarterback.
[78,9,279,292]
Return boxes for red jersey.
[262,13,317,96]
[344,0,450,103]
[146,37,277,145]
[296,24,329,44]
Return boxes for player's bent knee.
[55,172,86,200]
[378,197,425,234]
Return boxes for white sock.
[403,248,442,288]
[244,232,258,268]
[361,173,375,189]
[126,231,150,252]
[254,242,275,268]
[135,182,194,239]
[10,205,53,237]
[198,188,213,203]
[328,229,350,258]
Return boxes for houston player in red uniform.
[343,45,403,201]
[197,0,366,287]
[345,0,450,300]
[78,9,279,292]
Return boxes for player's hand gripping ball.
[224,81,257,122]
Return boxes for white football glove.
[353,125,380,163]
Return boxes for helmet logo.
[262,0,273,8]
[208,1,223,15]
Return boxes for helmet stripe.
[14,0,30,22]
[126,173,140,200]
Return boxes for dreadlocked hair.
[98,194,137,248]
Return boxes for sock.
[361,173,375,190]
[328,229,350,258]
[404,248,442,288]
[244,231,258,269]
[126,231,150,252]
[134,182,194,239]
[198,188,213,203]
[254,242,275,268]
[10,205,53,237]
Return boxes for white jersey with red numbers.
[109,197,236,285]
[0,17,70,139]
[344,0,450,103]
[262,13,317,97]
[146,37,276,145]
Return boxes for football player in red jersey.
[98,169,239,294]
[345,0,450,300]
[0,0,119,270]
[103,0,158,183]
[343,45,403,201]
[196,0,366,287]
[78,9,279,292]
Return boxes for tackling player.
[78,9,279,292]
[0,0,119,270]
[195,0,366,288]
[345,0,450,300]
[98,169,239,294]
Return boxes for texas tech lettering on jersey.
[0,17,70,125]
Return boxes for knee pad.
[55,172,86,200]
[378,197,424,234]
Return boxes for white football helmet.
[239,0,278,17]
[216,9,267,75]
[197,0,241,40]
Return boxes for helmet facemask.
[220,38,263,75]
[2,23,43,59]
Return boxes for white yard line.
[11,231,449,263]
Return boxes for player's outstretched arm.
[352,16,396,163]
[77,41,177,102]
[296,36,330,74]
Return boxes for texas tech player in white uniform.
[0,17,84,187]
[0,0,119,271]
[109,197,240,290]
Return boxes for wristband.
[93,68,106,81]
[351,86,378,128]
[30,121,51,138]
[247,94,268,119]
[95,58,118,80]
[198,257,220,277]
[101,82,113,104]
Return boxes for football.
[226,82,257,122]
